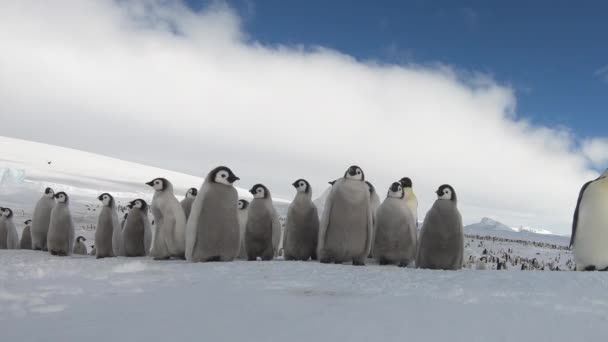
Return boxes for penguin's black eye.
[222,173,227,178]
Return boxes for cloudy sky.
[1,0,606,234]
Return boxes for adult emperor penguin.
[181,188,198,220]
[570,169,608,271]
[95,193,119,258]
[400,177,418,226]
[284,179,319,261]
[47,192,75,256]
[20,219,33,250]
[237,199,250,259]
[318,165,373,265]
[416,184,464,270]
[185,166,240,262]
[73,236,88,255]
[122,199,152,257]
[366,181,381,258]
[147,178,187,260]
[373,182,417,266]
[245,184,281,261]
[31,187,56,251]
[0,208,20,249]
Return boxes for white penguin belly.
[574,187,608,269]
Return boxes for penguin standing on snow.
[570,169,608,271]
[373,182,417,267]
[237,199,250,259]
[20,219,33,250]
[318,165,373,266]
[366,181,381,258]
[400,177,418,226]
[31,187,56,251]
[47,192,75,256]
[181,188,198,220]
[185,166,240,262]
[95,193,119,259]
[122,199,152,257]
[147,178,187,260]
[416,184,464,270]
[73,236,88,255]
[245,184,281,261]
[284,179,319,261]
[0,208,20,249]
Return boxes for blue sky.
[187,0,608,140]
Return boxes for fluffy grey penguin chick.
[284,179,319,261]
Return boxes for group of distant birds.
[1,166,606,271]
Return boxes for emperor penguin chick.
[0,208,20,249]
[373,182,417,267]
[284,179,319,261]
[237,199,250,259]
[73,236,88,255]
[181,188,198,220]
[318,165,373,266]
[400,177,418,226]
[20,219,33,250]
[47,192,75,256]
[147,178,187,260]
[185,166,240,262]
[31,187,56,251]
[416,184,464,270]
[245,184,281,261]
[122,199,152,257]
[95,193,119,259]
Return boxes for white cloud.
[582,138,608,168]
[0,0,604,234]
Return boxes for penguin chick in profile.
[73,236,88,255]
[31,187,56,251]
[400,177,418,226]
[284,179,319,261]
[147,178,187,260]
[373,182,417,267]
[366,181,381,258]
[95,193,119,259]
[20,219,33,250]
[318,165,373,266]
[181,188,198,220]
[47,192,75,256]
[186,166,240,262]
[122,199,152,257]
[570,169,608,271]
[245,184,281,261]
[416,184,464,270]
[237,199,250,259]
[0,208,19,249]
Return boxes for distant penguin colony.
[2,164,606,273]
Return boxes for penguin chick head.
[238,199,249,210]
[344,165,364,181]
[130,199,148,210]
[387,182,404,199]
[400,177,413,188]
[209,166,240,186]
[365,181,376,194]
[292,179,311,193]
[1,207,13,218]
[97,193,114,207]
[436,184,456,202]
[186,188,198,198]
[76,236,86,243]
[146,178,168,192]
[54,192,69,203]
[249,184,269,199]
[24,219,32,225]
[44,187,55,198]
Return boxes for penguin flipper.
[571,180,593,248]
[317,183,338,258]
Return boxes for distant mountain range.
[464,217,570,246]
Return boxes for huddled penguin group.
[2,165,606,272]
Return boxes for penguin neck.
[294,191,312,203]
[403,188,416,200]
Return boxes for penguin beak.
[228,175,240,183]
[145,180,154,186]
[292,181,299,188]
[348,167,357,176]
[97,195,103,201]
[248,188,256,195]
[435,189,442,196]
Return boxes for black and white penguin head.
[76,236,86,243]
[44,187,55,198]
[24,219,32,225]
[54,192,69,203]
[365,181,376,195]
[292,179,311,193]
[186,188,198,198]
[400,177,413,189]
[237,199,249,210]
[1,207,13,218]
[436,184,457,201]
[130,199,148,210]
[146,178,168,192]
[97,193,114,207]
[249,184,269,199]
[344,165,364,181]
[209,166,240,186]
[387,182,404,199]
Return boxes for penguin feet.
[261,256,273,261]
[205,256,221,262]
[398,261,409,268]
[319,258,332,264]
[153,256,171,261]
[584,265,597,271]
[247,256,257,261]
[352,259,365,266]
[601,266,608,272]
